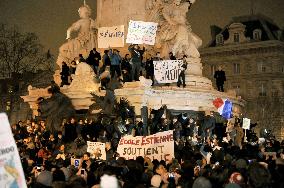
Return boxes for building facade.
[201,14,284,139]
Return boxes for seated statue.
[57,2,98,67]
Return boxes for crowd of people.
[59,45,189,90]
[11,109,284,188]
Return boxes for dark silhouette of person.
[214,66,226,92]
[60,62,70,87]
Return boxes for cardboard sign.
[154,60,184,83]
[126,20,158,45]
[0,113,27,188]
[117,130,174,161]
[242,118,251,130]
[87,141,106,160]
[98,25,125,48]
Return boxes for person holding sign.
[177,55,187,88]
[128,44,145,81]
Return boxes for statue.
[38,87,75,133]
[146,0,202,59]
[57,1,98,67]
[67,62,100,92]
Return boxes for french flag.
[213,98,233,119]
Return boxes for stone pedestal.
[115,80,244,116]
[184,57,213,90]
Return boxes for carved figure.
[146,0,202,59]
[58,2,97,67]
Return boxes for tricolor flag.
[213,98,233,119]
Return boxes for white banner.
[87,142,106,160]
[0,113,27,188]
[117,130,174,162]
[98,25,125,48]
[126,20,158,45]
[242,118,251,130]
[154,60,184,83]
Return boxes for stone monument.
[54,1,98,85]
[22,2,103,114]
[95,0,244,115]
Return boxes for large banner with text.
[0,113,27,188]
[126,20,158,45]
[117,130,174,161]
[98,25,125,48]
[154,60,184,83]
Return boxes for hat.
[36,171,53,187]
[151,175,162,187]
[235,159,247,169]
[100,174,119,188]
[229,172,244,185]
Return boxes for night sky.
[0,0,283,56]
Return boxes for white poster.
[242,118,251,130]
[154,60,184,83]
[87,141,106,160]
[126,20,158,45]
[117,130,174,162]
[98,25,125,48]
[0,113,27,188]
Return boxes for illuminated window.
[233,63,240,74]
[211,65,216,76]
[259,83,266,96]
[234,33,240,43]
[253,29,262,40]
[257,62,266,72]
[216,34,224,45]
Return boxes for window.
[253,29,262,40]
[257,62,266,72]
[216,34,224,45]
[211,65,216,76]
[234,33,240,43]
[259,83,266,96]
[233,63,240,74]
[232,84,241,96]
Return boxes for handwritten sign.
[126,20,158,45]
[154,60,184,83]
[87,141,106,160]
[242,118,251,130]
[0,113,27,188]
[98,25,124,48]
[117,130,174,161]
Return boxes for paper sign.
[0,113,27,188]
[98,25,125,48]
[126,20,158,45]
[87,141,106,160]
[154,60,184,83]
[117,130,174,161]
[242,118,251,130]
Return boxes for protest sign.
[0,113,27,188]
[117,130,174,161]
[242,118,251,130]
[154,60,184,83]
[98,25,125,48]
[87,141,106,160]
[126,20,158,45]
